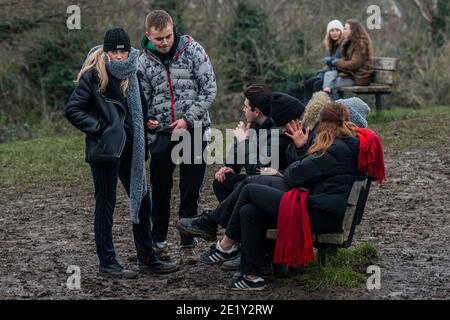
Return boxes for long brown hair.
[345,19,373,59]
[308,102,358,157]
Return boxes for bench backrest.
[343,177,372,246]
[372,57,399,85]
[316,177,372,246]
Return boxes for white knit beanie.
[327,20,344,34]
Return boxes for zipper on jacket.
[105,97,127,158]
[165,66,176,123]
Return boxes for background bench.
[337,57,399,113]
[266,177,372,266]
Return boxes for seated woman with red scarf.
[223,102,385,291]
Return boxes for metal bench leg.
[318,248,327,266]
[375,93,382,113]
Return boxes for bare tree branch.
[413,0,433,23]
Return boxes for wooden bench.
[337,57,399,112]
[266,177,372,266]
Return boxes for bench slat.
[372,57,399,71]
[373,70,394,85]
[338,84,392,93]
[347,180,364,205]
[266,229,277,239]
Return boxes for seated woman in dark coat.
[222,102,366,290]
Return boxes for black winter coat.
[284,136,366,229]
[65,69,149,162]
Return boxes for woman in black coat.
[65,27,178,278]
[220,102,366,290]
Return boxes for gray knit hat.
[336,97,371,128]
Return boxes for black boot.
[99,260,138,279]
[138,255,179,275]
[176,212,218,241]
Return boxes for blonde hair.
[75,48,129,98]
[323,30,344,53]
[308,102,358,157]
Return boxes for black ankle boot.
[99,260,138,279]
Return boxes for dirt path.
[0,116,449,300]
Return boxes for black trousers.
[302,76,323,104]
[210,175,291,233]
[230,184,282,277]
[89,141,155,267]
[212,173,247,202]
[150,131,207,246]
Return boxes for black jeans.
[209,175,291,233]
[150,130,207,246]
[90,141,156,267]
[212,173,247,202]
[230,184,283,277]
[303,76,323,105]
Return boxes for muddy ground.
[0,115,449,300]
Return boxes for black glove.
[323,57,338,68]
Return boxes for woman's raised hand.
[147,119,159,130]
[284,120,310,149]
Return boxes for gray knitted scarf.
[93,47,148,224]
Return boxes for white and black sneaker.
[199,241,239,265]
[225,275,266,291]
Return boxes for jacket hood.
[302,92,331,131]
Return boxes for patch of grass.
[0,135,89,189]
[287,242,381,292]
[368,105,450,124]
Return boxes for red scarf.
[273,188,314,268]
[357,128,386,184]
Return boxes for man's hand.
[147,119,159,130]
[170,118,188,133]
[284,120,310,149]
[259,167,281,176]
[234,121,250,142]
[215,166,234,183]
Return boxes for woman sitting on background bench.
[223,102,372,290]
[302,19,345,104]
[323,19,374,98]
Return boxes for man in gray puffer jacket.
[138,10,217,264]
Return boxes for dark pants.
[90,141,155,267]
[212,173,247,202]
[230,184,282,277]
[150,131,207,246]
[210,175,291,233]
[303,77,323,104]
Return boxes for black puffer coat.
[65,69,149,162]
[284,136,365,230]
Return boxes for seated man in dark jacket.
[213,84,282,202]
